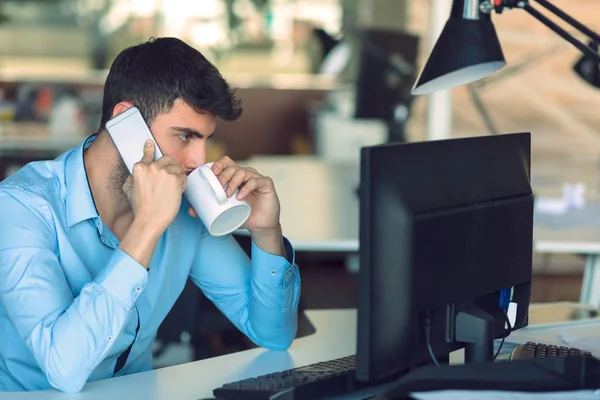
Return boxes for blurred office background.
[1,0,600,367]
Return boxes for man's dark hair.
[99,37,242,131]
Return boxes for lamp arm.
[492,0,600,64]
[532,0,600,44]
[522,3,600,63]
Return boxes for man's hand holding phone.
[123,140,187,235]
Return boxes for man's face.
[109,99,216,195]
[150,99,216,174]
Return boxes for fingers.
[162,162,186,193]
[140,140,155,164]
[216,165,239,188]
[226,168,252,196]
[133,155,181,176]
[178,173,187,193]
[236,176,274,200]
[222,167,264,197]
[122,175,133,196]
[211,156,236,176]
[165,164,182,175]
[132,146,185,193]
[156,154,179,167]
[211,157,273,198]
[214,163,261,191]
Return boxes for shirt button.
[285,271,292,276]
[270,270,276,276]
[135,286,142,292]
[284,308,288,313]
[107,335,113,341]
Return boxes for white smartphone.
[105,107,163,174]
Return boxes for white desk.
[531,166,600,307]
[2,310,357,400]
[6,308,600,400]
[534,224,600,307]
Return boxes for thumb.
[141,140,155,164]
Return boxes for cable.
[493,286,514,360]
[494,310,513,360]
[424,314,440,367]
[494,335,506,361]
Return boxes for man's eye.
[177,134,190,142]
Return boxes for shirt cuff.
[251,236,296,287]
[94,248,148,308]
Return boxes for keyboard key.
[511,342,595,362]
[213,355,358,399]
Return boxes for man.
[0,37,300,393]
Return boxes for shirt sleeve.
[189,233,301,351]
[0,191,147,393]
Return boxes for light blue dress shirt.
[0,135,301,393]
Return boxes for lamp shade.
[573,40,600,88]
[412,6,506,95]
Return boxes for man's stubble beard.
[108,157,130,200]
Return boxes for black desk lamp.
[574,40,600,88]
[412,0,600,95]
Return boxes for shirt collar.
[65,134,99,227]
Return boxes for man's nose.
[185,142,207,173]
[184,157,205,174]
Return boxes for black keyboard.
[510,341,593,361]
[213,343,597,399]
[212,355,358,400]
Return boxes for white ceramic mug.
[185,162,251,236]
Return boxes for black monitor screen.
[356,133,533,382]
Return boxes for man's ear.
[112,101,135,118]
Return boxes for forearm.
[247,264,300,350]
[250,224,286,259]
[33,284,132,392]
[23,251,146,393]
[245,236,300,349]
[191,235,300,351]
[118,217,162,268]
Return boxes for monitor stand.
[454,306,495,363]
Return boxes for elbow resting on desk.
[43,356,91,393]
[250,309,299,351]
[27,318,99,393]
[48,374,88,394]
[260,331,296,351]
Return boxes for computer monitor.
[354,28,420,143]
[356,132,533,383]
